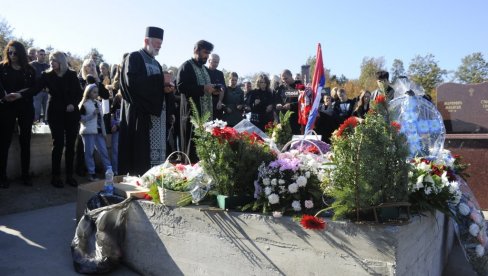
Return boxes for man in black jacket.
[274,69,302,135]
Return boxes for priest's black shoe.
[22,175,33,186]
[66,176,78,187]
[51,176,64,188]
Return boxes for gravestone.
[437,82,488,209]
[437,82,488,133]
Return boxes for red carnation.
[300,215,327,230]
[375,94,386,104]
[335,116,359,138]
[391,121,401,132]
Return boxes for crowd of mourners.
[0,26,394,189]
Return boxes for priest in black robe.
[119,26,173,175]
[176,40,220,162]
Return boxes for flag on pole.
[304,43,326,135]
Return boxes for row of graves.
[72,79,488,275]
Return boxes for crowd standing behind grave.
[0,28,381,188]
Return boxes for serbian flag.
[304,43,326,135]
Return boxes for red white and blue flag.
[304,43,326,134]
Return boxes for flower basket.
[158,186,189,207]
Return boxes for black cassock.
[119,49,173,176]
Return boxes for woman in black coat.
[0,40,36,188]
[37,51,83,187]
[245,74,274,131]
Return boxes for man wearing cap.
[176,40,219,162]
[119,26,174,175]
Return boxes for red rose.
[300,215,327,230]
[142,193,152,200]
[296,83,306,90]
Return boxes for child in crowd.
[78,84,112,181]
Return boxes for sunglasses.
[8,51,17,56]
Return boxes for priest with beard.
[177,40,220,162]
[119,26,174,175]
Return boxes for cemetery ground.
[0,174,483,275]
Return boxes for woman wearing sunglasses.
[0,40,36,188]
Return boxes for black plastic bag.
[71,193,132,274]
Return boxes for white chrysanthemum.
[448,181,459,193]
[268,193,279,204]
[469,223,480,237]
[271,178,278,186]
[451,191,462,205]
[272,211,283,218]
[262,178,271,186]
[304,200,314,209]
[291,200,302,211]
[425,187,432,195]
[476,244,485,257]
[305,171,311,179]
[408,171,414,178]
[214,119,227,128]
[278,179,285,185]
[458,203,470,216]
[297,176,307,187]
[288,183,299,193]
[264,187,273,196]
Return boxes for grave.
[437,82,488,209]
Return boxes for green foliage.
[306,55,317,80]
[147,183,160,204]
[266,110,293,149]
[390,59,406,83]
[0,18,14,52]
[190,99,274,196]
[84,48,104,65]
[326,99,410,220]
[359,57,386,91]
[0,18,34,54]
[455,52,488,84]
[408,54,446,95]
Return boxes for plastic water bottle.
[104,166,114,196]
